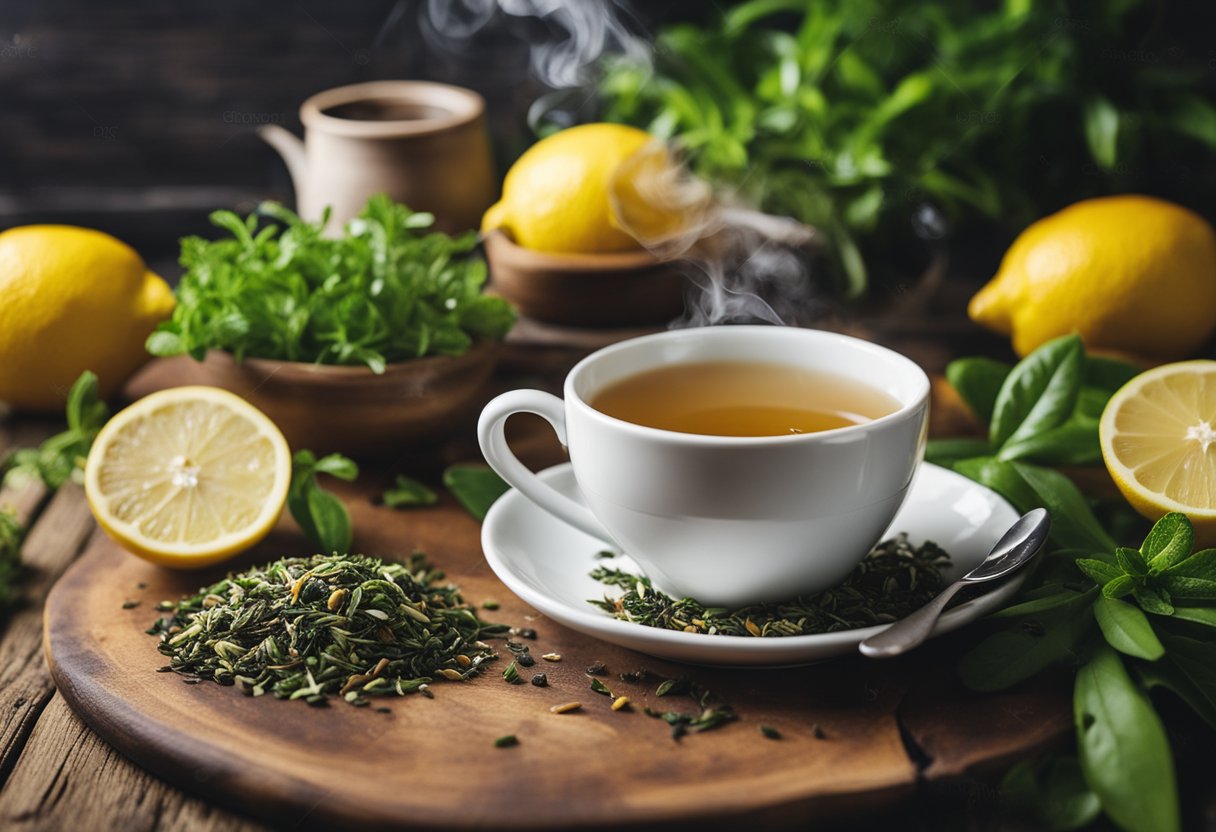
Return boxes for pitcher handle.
[478,390,614,542]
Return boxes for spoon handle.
[858,580,966,658]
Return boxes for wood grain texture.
[41,462,1070,830]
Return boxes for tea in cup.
[478,326,929,606]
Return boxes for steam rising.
[415,0,825,328]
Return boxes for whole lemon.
[969,195,1216,359]
[0,225,175,411]
[482,123,685,254]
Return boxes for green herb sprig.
[594,2,1216,296]
[0,508,23,610]
[2,371,109,490]
[937,336,1214,832]
[289,451,358,555]
[148,552,507,706]
[147,195,515,372]
[382,475,438,509]
[589,535,949,636]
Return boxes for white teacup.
[478,326,930,606]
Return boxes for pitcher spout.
[258,124,308,199]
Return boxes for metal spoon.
[858,508,1050,659]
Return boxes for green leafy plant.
[595,0,1216,295]
[1,372,109,490]
[0,508,23,610]
[443,465,509,521]
[936,336,1216,831]
[382,475,438,509]
[147,195,516,372]
[289,451,359,554]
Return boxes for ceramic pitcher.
[259,80,496,234]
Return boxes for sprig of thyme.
[589,535,951,636]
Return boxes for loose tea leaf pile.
[149,553,507,706]
[589,534,951,636]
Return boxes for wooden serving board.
[44,448,1071,830]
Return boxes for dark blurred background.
[1,0,1213,281]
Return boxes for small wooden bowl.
[132,343,498,458]
[484,231,686,327]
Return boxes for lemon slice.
[1100,360,1216,538]
[85,386,291,567]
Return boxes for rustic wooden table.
[0,308,1085,831]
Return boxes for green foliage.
[0,508,23,610]
[1,372,110,490]
[147,196,515,372]
[443,465,509,522]
[382,475,439,509]
[289,451,359,554]
[595,0,1216,295]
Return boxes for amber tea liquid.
[589,361,899,437]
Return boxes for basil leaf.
[443,465,510,522]
[1143,634,1216,730]
[997,420,1099,465]
[1167,606,1216,628]
[1012,463,1116,553]
[1142,513,1194,571]
[314,454,359,481]
[959,590,1094,692]
[1000,756,1101,832]
[1092,595,1164,661]
[305,487,352,554]
[953,457,1038,511]
[1075,558,1122,586]
[1075,646,1179,832]
[945,357,1011,424]
[382,475,438,509]
[1082,356,1141,393]
[924,438,991,468]
[990,334,1083,450]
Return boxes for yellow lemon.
[84,387,291,568]
[969,195,1216,359]
[482,123,692,253]
[0,225,175,412]
[1100,361,1216,543]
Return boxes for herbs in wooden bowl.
[144,195,515,455]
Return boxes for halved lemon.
[84,386,291,567]
[1100,360,1216,542]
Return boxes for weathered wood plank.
[0,485,99,785]
[0,694,262,832]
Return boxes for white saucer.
[481,462,1021,666]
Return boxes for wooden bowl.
[131,342,499,458]
[484,230,687,327]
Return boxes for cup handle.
[478,390,615,543]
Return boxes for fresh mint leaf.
[1132,586,1174,616]
[1139,653,1216,732]
[999,756,1101,831]
[1092,595,1164,661]
[1075,558,1123,587]
[1075,646,1179,832]
[1142,513,1193,571]
[1102,575,1136,600]
[989,589,1091,620]
[1082,96,1120,169]
[1,371,109,490]
[944,357,1011,424]
[997,421,1100,465]
[443,465,509,522]
[1114,547,1147,577]
[382,476,439,509]
[990,335,1083,450]
[924,438,991,467]
[289,450,358,553]
[147,196,515,373]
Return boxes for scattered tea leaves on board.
[589,534,950,636]
[148,552,508,706]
